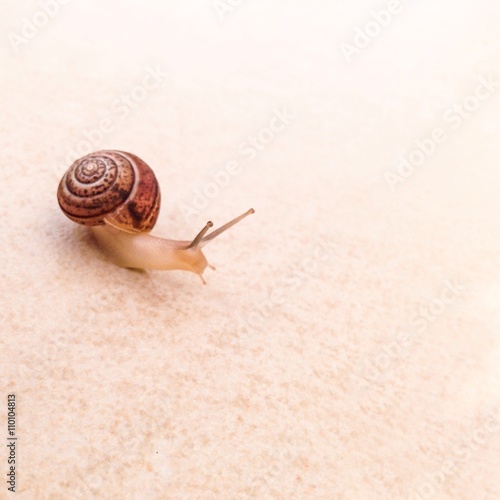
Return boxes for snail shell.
[57,150,160,233]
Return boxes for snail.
[57,150,254,284]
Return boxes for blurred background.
[1,1,500,498]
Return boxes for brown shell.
[57,150,161,232]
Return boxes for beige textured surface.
[1,1,500,498]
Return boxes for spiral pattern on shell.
[57,150,161,232]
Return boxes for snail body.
[57,150,254,284]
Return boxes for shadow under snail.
[57,150,254,284]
